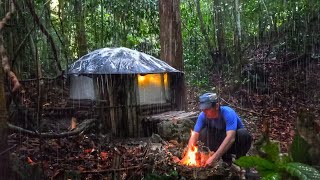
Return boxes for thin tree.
[0,0,20,177]
[74,0,88,57]
[234,0,242,74]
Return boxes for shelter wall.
[69,73,182,137]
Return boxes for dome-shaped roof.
[67,47,181,75]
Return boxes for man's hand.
[205,155,216,167]
[172,156,181,163]
[182,146,189,157]
[205,130,236,167]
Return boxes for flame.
[180,146,200,167]
[179,130,213,167]
[180,144,201,167]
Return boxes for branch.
[0,37,21,92]
[7,118,96,138]
[12,26,36,66]
[0,1,21,92]
[0,0,15,72]
[48,9,70,63]
[0,0,15,30]
[254,54,307,65]
[0,144,17,156]
[19,74,64,83]
[25,0,62,74]
[220,97,262,116]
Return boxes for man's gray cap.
[199,93,218,110]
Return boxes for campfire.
[180,144,201,166]
[179,131,213,167]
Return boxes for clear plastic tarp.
[66,47,181,75]
[69,75,96,100]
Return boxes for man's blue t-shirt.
[194,106,244,132]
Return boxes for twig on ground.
[0,144,17,156]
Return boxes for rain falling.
[0,0,319,179]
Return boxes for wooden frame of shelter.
[69,72,184,137]
[67,47,184,137]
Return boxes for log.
[7,118,96,138]
[141,111,198,144]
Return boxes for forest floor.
[6,43,320,179]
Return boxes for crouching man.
[187,92,252,166]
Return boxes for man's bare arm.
[187,131,199,148]
[206,130,236,165]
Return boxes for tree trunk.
[234,0,241,42]
[31,33,44,127]
[214,0,226,62]
[74,0,88,57]
[0,1,19,176]
[0,68,10,178]
[159,0,185,110]
[234,0,242,75]
[159,0,183,71]
[100,0,104,47]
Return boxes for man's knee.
[234,129,252,158]
[236,128,252,151]
[237,129,252,141]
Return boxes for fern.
[283,162,320,180]
[235,141,320,180]
[290,133,311,164]
[235,156,277,176]
[262,141,281,163]
[235,156,276,170]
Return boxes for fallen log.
[7,118,96,138]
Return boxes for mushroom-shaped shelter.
[66,47,184,137]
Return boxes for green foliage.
[261,141,281,163]
[262,172,280,180]
[290,133,311,164]
[284,163,320,180]
[235,156,277,175]
[235,141,320,180]
[4,0,320,80]
[180,0,214,86]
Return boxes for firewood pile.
[7,133,237,179]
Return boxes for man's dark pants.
[199,127,252,163]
